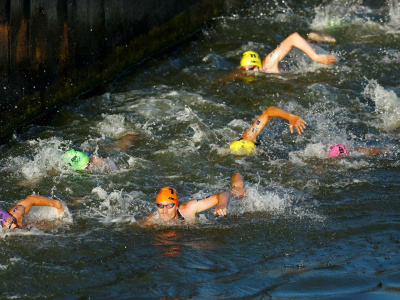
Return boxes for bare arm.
[179,192,230,219]
[231,172,247,199]
[7,195,64,228]
[212,192,229,216]
[354,146,383,156]
[262,32,337,72]
[106,132,138,151]
[216,70,244,83]
[11,195,64,215]
[241,106,307,142]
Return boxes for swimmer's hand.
[312,54,337,65]
[288,114,307,134]
[213,205,227,216]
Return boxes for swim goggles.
[156,203,175,209]
[241,65,257,70]
[6,215,16,229]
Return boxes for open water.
[1,0,400,299]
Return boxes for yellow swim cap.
[230,139,256,155]
[240,51,262,69]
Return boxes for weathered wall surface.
[0,0,242,142]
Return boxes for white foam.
[388,0,400,30]
[11,137,69,181]
[95,114,127,138]
[363,80,400,129]
[237,186,291,214]
[310,0,371,29]
[23,202,72,224]
[88,187,149,223]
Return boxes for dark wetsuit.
[177,208,185,220]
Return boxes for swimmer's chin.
[159,215,175,223]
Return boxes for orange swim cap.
[156,186,178,205]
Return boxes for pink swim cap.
[328,144,348,157]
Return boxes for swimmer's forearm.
[262,106,293,121]
[242,106,292,141]
[289,32,319,61]
[218,192,229,206]
[213,192,229,216]
[21,195,63,213]
[231,173,244,189]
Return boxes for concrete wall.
[0,0,242,143]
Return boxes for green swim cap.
[64,149,90,170]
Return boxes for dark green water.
[1,0,400,298]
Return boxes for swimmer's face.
[156,201,178,222]
[2,215,17,230]
[87,156,103,169]
[241,65,260,72]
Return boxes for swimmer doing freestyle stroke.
[230,106,307,155]
[218,32,337,82]
[142,173,247,225]
[0,195,64,230]
[240,32,337,73]
[327,144,385,158]
[63,132,138,172]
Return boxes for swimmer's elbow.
[55,201,64,213]
[264,106,277,116]
[289,32,300,40]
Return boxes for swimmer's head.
[0,209,10,227]
[240,51,262,69]
[156,186,179,206]
[328,144,348,157]
[230,139,256,155]
[63,149,90,170]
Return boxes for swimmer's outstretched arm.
[106,131,138,151]
[354,146,384,156]
[241,106,307,142]
[262,32,337,72]
[179,192,229,218]
[7,195,64,229]
[10,195,64,215]
[216,70,243,83]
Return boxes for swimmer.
[142,172,247,225]
[240,32,337,74]
[0,195,64,230]
[63,149,118,172]
[327,144,384,158]
[230,106,306,155]
[64,132,138,172]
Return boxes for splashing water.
[95,114,127,138]
[363,79,400,129]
